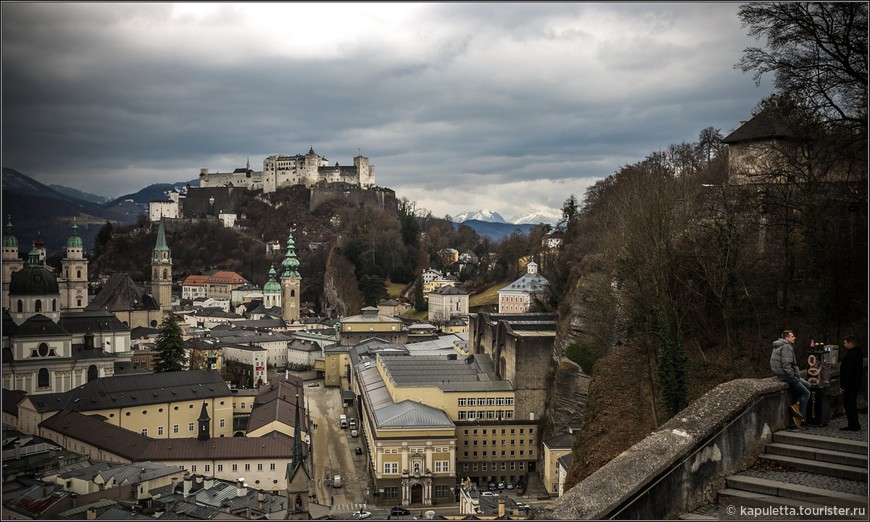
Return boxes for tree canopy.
[154,312,186,373]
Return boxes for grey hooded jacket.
[770,338,799,378]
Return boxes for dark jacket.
[840,345,865,392]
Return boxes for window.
[458,411,466,420]
[463,463,469,472]
[384,487,399,499]
[472,463,478,471]
[189,422,194,432]
[520,462,525,470]
[158,426,164,436]
[477,398,486,406]
[191,465,197,472]
[38,368,50,388]
[458,398,467,407]
[270,463,276,471]
[141,428,148,436]
[384,462,398,474]
[487,398,495,406]
[506,398,514,405]
[258,463,263,471]
[173,424,179,434]
[205,464,210,472]
[232,464,238,472]
[219,419,226,428]
[217,464,223,472]
[435,485,450,497]
[245,464,251,472]
[482,462,487,471]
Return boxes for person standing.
[839,335,865,431]
[771,330,811,422]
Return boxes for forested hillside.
[556,2,868,490]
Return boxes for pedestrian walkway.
[681,413,867,519]
[331,502,370,512]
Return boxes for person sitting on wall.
[771,329,811,426]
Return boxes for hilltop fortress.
[150,148,395,221]
[198,147,375,193]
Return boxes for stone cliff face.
[321,243,364,317]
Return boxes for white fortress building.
[199,147,375,194]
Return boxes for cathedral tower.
[262,265,282,309]
[60,219,89,310]
[2,217,24,310]
[151,218,173,311]
[280,234,301,323]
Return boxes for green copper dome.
[263,266,281,293]
[66,222,83,249]
[3,218,18,248]
[9,248,59,296]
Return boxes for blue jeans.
[782,375,812,419]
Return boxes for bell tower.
[281,233,301,323]
[151,218,173,311]
[60,219,89,310]
[2,216,24,310]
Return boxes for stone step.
[773,431,868,455]
[765,442,868,468]
[758,454,867,482]
[718,488,867,520]
[726,475,868,508]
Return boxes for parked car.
[390,507,411,517]
[350,510,371,519]
[351,429,359,437]
[516,479,526,490]
[506,482,515,490]
[481,491,497,497]
[355,447,363,455]
[307,382,320,387]
[488,482,497,491]
[497,482,506,490]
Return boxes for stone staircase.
[683,416,868,520]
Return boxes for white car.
[351,510,371,519]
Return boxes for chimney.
[258,490,265,510]
[195,474,204,484]
[236,478,247,497]
[183,474,193,498]
[498,499,506,518]
[204,476,214,489]
[86,508,97,520]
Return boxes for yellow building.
[351,350,540,505]
[16,370,236,439]
[337,307,407,346]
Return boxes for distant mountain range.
[1,167,193,255]
[452,208,561,226]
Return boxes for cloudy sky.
[2,2,774,221]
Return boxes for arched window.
[87,365,98,382]
[52,299,57,311]
[76,269,81,278]
[17,300,22,313]
[162,268,168,280]
[38,368,50,388]
[35,300,42,313]
[290,289,296,297]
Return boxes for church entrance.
[410,483,423,504]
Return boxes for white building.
[497,261,550,314]
[427,285,469,323]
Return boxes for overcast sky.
[2,2,774,221]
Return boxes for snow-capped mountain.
[452,209,507,223]
[511,208,562,226]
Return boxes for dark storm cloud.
[1,2,773,219]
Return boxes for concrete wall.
[541,377,843,520]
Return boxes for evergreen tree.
[154,312,186,372]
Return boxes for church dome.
[67,223,83,249]
[263,266,281,293]
[9,249,59,296]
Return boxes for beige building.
[181,270,250,301]
[542,433,574,496]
